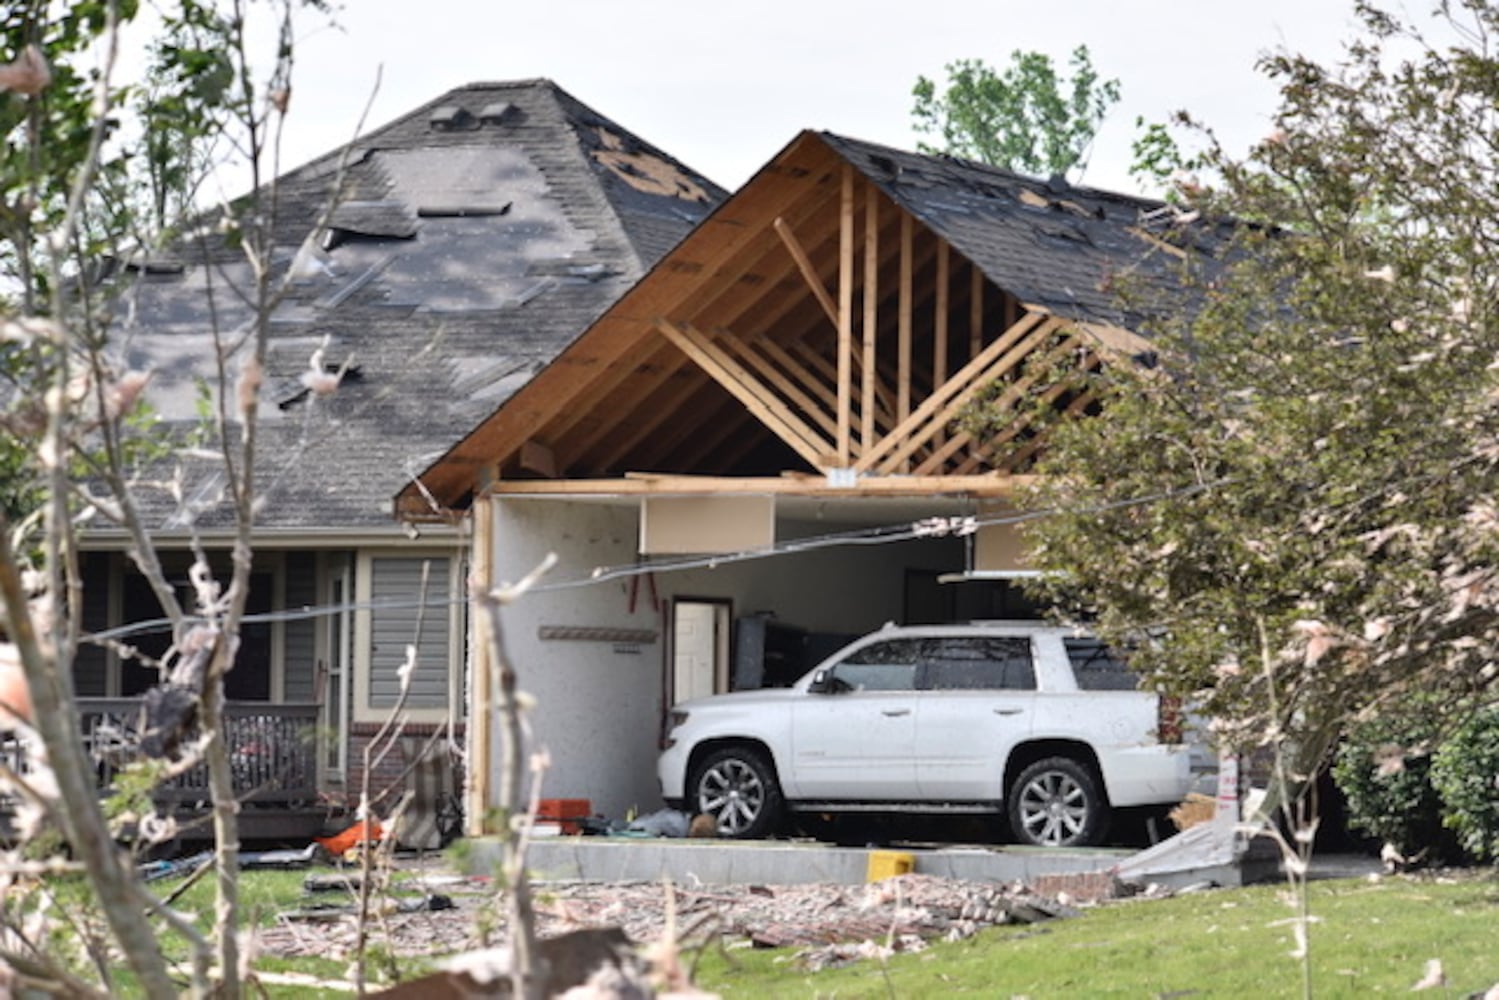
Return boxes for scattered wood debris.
[254,871,1088,969]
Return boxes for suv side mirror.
[809,669,851,694]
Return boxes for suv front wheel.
[691,746,784,839]
[1008,756,1108,848]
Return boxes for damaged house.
[398,130,1232,832]
[66,80,722,839]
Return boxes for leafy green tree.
[998,2,1499,777]
[911,46,1120,178]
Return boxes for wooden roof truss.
[518,163,1100,484]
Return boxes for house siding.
[369,556,452,709]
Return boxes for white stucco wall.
[487,497,964,822]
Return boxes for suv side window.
[834,639,920,691]
[1066,638,1141,691]
[923,637,1036,691]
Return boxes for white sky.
[130,0,1437,197]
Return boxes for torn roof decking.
[402,130,1229,517]
[103,79,724,534]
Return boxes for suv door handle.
[882,708,911,717]
[992,707,1023,716]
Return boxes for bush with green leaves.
[1430,705,1499,862]
[1331,707,1448,857]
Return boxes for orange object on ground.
[315,819,384,856]
[537,799,591,835]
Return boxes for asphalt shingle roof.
[821,132,1233,334]
[109,79,724,533]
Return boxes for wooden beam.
[898,212,913,434]
[656,319,832,468]
[955,352,1102,475]
[518,439,558,478]
[486,472,1037,498]
[789,339,896,430]
[854,311,1052,472]
[912,333,1084,475]
[873,319,1064,475]
[837,164,854,464]
[753,334,836,412]
[861,181,879,452]
[970,262,984,361]
[465,495,495,835]
[774,217,839,327]
[719,328,841,444]
[934,241,950,387]
[999,388,1099,471]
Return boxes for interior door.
[671,599,729,704]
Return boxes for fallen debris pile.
[254,871,1092,966]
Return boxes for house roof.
[105,79,724,535]
[399,130,1230,517]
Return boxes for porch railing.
[76,698,322,808]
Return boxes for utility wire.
[82,478,1227,647]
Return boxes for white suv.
[658,622,1208,847]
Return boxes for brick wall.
[335,721,465,818]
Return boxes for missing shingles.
[591,127,711,202]
[1017,187,1102,219]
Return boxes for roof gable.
[401,130,1227,518]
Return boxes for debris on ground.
[253,871,1088,968]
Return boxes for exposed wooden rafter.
[773,217,838,326]
[855,312,1063,473]
[655,319,833,468]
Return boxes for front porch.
[4,699,333,842]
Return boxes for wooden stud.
[970,262,984,361]
[837,164,854,465]
[898,212,913,433]
[465,495,495,835]
[934,241,950,385]
[861,181,879,452]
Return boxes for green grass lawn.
[690,871,1499,999]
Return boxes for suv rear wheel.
[1008,756,1107,847]
[691,746,784,839]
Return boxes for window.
[923,637,1035,691]
[1066,638,1141,691]
[834,639,920,692]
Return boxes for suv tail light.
[1157,695,1183,745]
